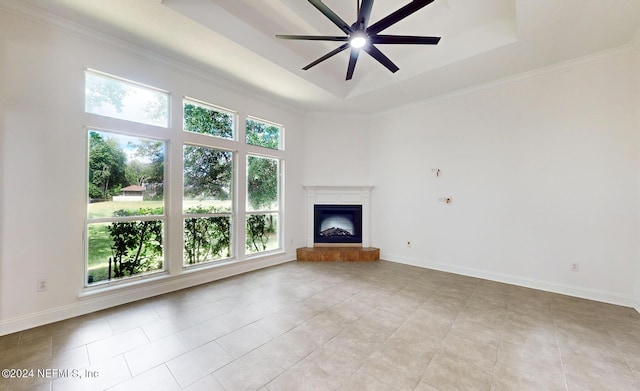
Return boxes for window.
[182,98,237,265]
[84,70,288,289]
[246,117,282,150]
[246,155,280,254]
[85,70,169,127]
[183,99,234,140]
[86,130,165,285]
[183,145,233,265]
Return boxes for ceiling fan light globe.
[350,36,367,48]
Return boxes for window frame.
[82,69,289,292]
[245,116,284,151]
[182,143,236,266]
[245,152,283,256]
[84,127,168,287]
[183,97,237,141]
[85,68,170,128]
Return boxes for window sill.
[79,271,170,299]
[244,249,286,260]
[79,252,289,299]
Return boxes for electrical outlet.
[37,279,48,292]
[570,262,580,272]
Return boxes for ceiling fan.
[276,0,441,80]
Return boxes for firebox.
[314,204,363,244]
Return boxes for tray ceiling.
[11,0,640,114]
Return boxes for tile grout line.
[551,304,570,391]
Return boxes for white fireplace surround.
[304,186,373,248]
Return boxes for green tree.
[85,73,128,113]
[184,206,231,264]
[246,214,275,252]
[184,103,233,138]
[88,132,128,200]
[247,156,278,210]
[183,146,232,199]
[108,208,163,279]
[125,160,150,187]
[183,104,233,199]
[131,140,164,199]
[246,119,280,149]
[145,94,168,124]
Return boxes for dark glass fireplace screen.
[314,204,363,244]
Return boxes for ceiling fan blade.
[364,44,399,73]
[276,35,349,42]
[308,0,352,34]
[367,0,435,35]
[357,0,375,30]
[372,35,441,45]
[346,48,361,80]
[302,43,350,70]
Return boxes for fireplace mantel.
[304,186,373,247]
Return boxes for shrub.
[107,208,163,279]
[246,214,275,253]
[184,206,231,264]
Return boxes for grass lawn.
[88,200,164,219]
[88,199,232,219]
[87,223,112,267]
[87,223,112,283]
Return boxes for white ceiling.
[15,0,640,114]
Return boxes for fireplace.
[299,186,378,260]
[303,186,373,248]
[314,204,363,244]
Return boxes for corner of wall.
[384,252,636,308]
[636,28,640,314]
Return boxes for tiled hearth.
[296,247,380,262]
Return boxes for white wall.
[303,115,371,186]
[369,50,640,306]
[635,48,640,311]
[0,9,306,335]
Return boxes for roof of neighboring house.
[121,185,145,192]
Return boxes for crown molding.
[373,43,637,118]
[303,111,372,121]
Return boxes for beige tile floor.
[1,260,640,391]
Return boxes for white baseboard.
[0,255,294,336]
[382,252,635,308]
